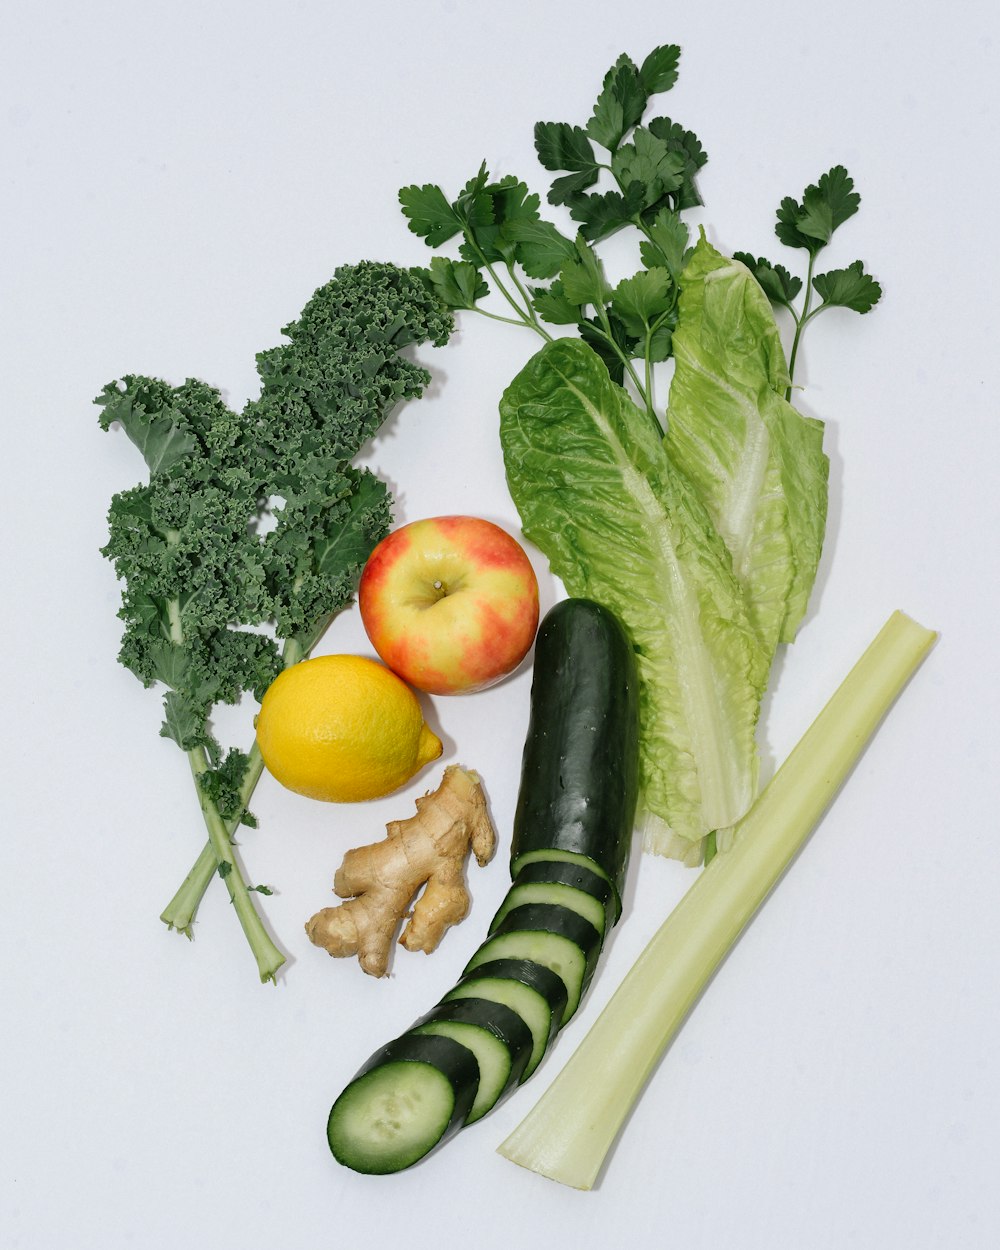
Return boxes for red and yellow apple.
[358,516,539,695]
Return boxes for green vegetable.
[667,235,829,658]
[733,164,881,398]
[328,1033,479,1175]
[498,611,936,1189]
[401,45,880,863]
[500,340,765,859]
[400,44,704,427]
[326,598,639,1172]
[509,596,641,903]
[100,263,452,980]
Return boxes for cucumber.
[469,902,602,1021]
[513,854,617,913]
[327,599,639,1174]
[510,847,616,892]
[326,1033,479,1174]
[495,857,618,936]
[510,598,640,914]
[442,960,567,1080]
[411,998,533,1123]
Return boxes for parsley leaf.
[610,269,673,337]
[569,183,645,241]
[611,128,687,208]
[559,237,612,307]
[638,44,681,95]
[425,255,490,309]
[534,123,602,205]
[732,252,803,306]
[534,122,599,176]
[812,261,882,313]
[530,280,583,325]
[503,219,576,279]
[775,166,861,254]
[587,56,647,151]
[399,183,462,247]
[639,207,690,278]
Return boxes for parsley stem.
[505,262,548,335]
[464,235,552,341]
[786,252,817,399]
[474,308,540,330]
[591,302,662,435]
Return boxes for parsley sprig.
[400,44,705,434]
[735,166,882,398]
[401,47,880,420]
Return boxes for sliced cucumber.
[510,847,616,893]
[443,980,550,1079]
[452,957,569,1075]
[464,903,602,1022]
[326,1033,479,1174]
[489,880,607,939]
[326,601,640,1174]
[412,998,532,1123]
[513,855,619,927]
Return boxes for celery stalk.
[498,610,937,1189]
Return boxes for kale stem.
[187,746,285,984]
[785,252,816,399]
[159,630,317,938]
[160,742,267,935]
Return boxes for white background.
[3,2,999,1247]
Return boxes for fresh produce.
[306,765,496,976]
[99,263,452,980]
[399,44,880,862]
[325,598,639,1173]
[499,611,936,1188]
[256,654,442,803]
[358,515,539,694]
[500,337,764,864]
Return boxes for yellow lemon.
[256,655,442,802]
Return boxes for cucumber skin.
[485,902,603,989]
[510,598,640,910]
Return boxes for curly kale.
[100,262,452,982]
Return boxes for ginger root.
[305,765,496,977]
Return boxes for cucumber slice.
[510,847,616,893]
[443,980,549,1079]
[513,856,619,927]
[327,1033,479,1174]
[464,903,602,1022]
[489,881,607,939]
[411,1022,508,1124]
[412,998,533,1123]
[454,957,569,1074]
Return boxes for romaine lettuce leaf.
[500,339,767,858]
[667,236,828,652]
